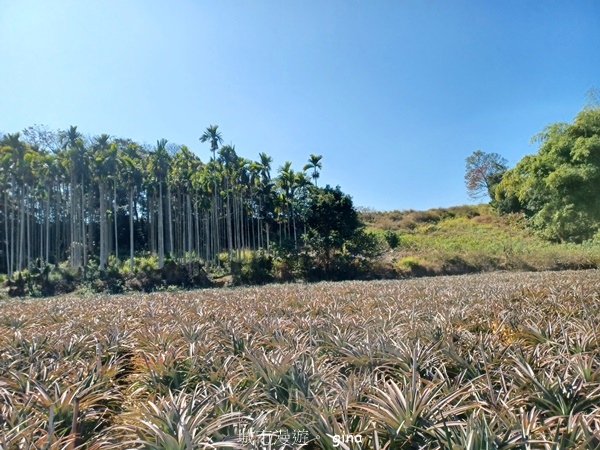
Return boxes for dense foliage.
[0,125,375,293]
[1,271,599,447]
[494,105,600,242]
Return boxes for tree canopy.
[465,150,508,200]
[0,124,339,279]
[495,105,600,242]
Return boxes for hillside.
[360,204,600,277]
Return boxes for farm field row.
[1,270,599,448]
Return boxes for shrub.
[273,258,296,282]
[101,267,125,294]
[161,261,190,287]
[7,273,26,297]
[394,256,433,277]
[238,252,274,285]
[136,254,159,273]
[384,230,400,249]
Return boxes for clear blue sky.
[1,1,598,210]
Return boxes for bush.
[237,252,274,285]
[136,254,159,272]
[161,261,189,287]
[273,258,296,282]
[101,267,125,294]
[394,256,433,277]
[384,230,400,249]
[125,270,162,292]
[7,273,26,297]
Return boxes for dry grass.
[364,205,600,277]
[1,270,600,448]
[359,205,486,232]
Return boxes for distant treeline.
[0,124,329,279]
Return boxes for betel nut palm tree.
[303,154,322,187]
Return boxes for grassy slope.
[361,204,600,276]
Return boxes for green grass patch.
[364,205,600,276]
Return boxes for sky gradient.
[1,0,599,210]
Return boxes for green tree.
[119,141,145,271]
[303,154,322,186]
[218,144,238,262]
[91,134,115,270]
[170,144,202,266]
[495,105,600,242]
[277,161,296,245]
[0,121,370,289]
[303,185,362,276]
[0,133,32,275]
[60,126,87,269]
[200,125,223,265]
[465,150,508,200]
[1,133,38,273]
[256,152,273,252]
[149,139,171,269]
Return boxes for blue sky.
[1,1,598,210]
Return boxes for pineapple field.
[1,270,600,449]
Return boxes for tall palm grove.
[0,124,325,280]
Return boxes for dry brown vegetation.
[361,205,600,278]
[1,270,600,448]
[359,205,486,232]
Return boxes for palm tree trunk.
[212,197,218,265]
[194,198,200,263]
[55,188,60,265]
[45,190,50,265]
[149,191,155,255]
[69,174,74,268]
[167,186,173,258]
[99,182,106,271]
[158,181,164,269]
[239,194,244,259]
[87,183,93,261]
[173,191,178,262]
[72,181,79,269]
[233,194,239,260]
[186,194,192,269]
[226,181,233,263]
[129,187,134,271]
[19,188,25,272]
[237,196,241,258]
[204,210,210,263]
[38,200,43,263]
[240,194,244,258]
[251,204,256,251]
[114,181,118,265]
[27,194,31,271]
[266,222,270,254]
[11,189,15,274]
[241,193,246,253]
[213,179,220,266]
[178,191,183,263]
[292,198,297,249]
[258,197,263,250]
[81,180,87,275]
[4,192,11,279]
